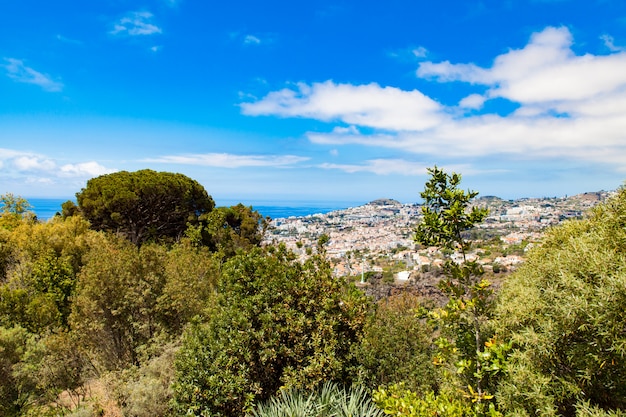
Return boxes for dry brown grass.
[48,378,123,417]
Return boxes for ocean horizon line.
[24,197,377,221]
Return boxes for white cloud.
[242,26,626,172]
[412,46,428,58]
[230,32,275,46]
[321,159,486,176]
[601,34,624,52]
[14,156,56,171]
[320,159,428,175]
[3,58,63,92]
[0,148,23,159]
[417,61,489,84]
[331,125,360,135]
[308,129,395,147]
[418,26,626,107]
[458,93,486,109]
[244,35,261,45]
[59,162,116,177]
[110,11,162,36]
[309,113,626,167]
[241,81,446,131]
[0,148,116,181]
[26,177,55,185]
[388,46,428,62]
[144,153,309,168]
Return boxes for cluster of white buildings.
[263,192,609,279]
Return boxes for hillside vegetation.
[0,169,624,417]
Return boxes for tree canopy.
[0,194,35,230]
[190,203,268,257]
[76,169,215,245]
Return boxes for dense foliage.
[2,168,626,417]
[76,169,215,245]
[495,187,626,417]
[70,237,219,370]
[189,203,268,257]
[351,294,437,394]
[173,246,371,416]
[0,172,267,416]
[0,216,96,334]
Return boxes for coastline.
[26,198,364,221]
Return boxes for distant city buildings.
[263,192,610,279]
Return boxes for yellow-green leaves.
[495,188,626,416]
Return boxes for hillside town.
[263,192,611,281]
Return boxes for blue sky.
[2,0,626,205]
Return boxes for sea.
[26,198,364,221]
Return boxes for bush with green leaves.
[495,188,626,417]
[71,237,218,371]
[0,194,35,230]
[105,342,178,417]
[0,326,96,417]
[368,166,514,417]
[373,383,476,417]
[191,203,267,258]
[575,401,626,417]
[0,215,97,333]
[0,325,40,417]
[172,246,371,417]
[351,293,437,394]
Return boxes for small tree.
[0,216,95,334]
[0,325,40,416]
[0,194,35,230]
[70,238,170,370]
[414,167,505,412]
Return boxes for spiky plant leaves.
[251,383,385,417]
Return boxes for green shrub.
[351,294,437,394]
[575,401,626,417]
[0,326,40,417]
[373,384,481,417]
[495,188,626,416]
[106,342,178,417]
[172,246,371,416]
